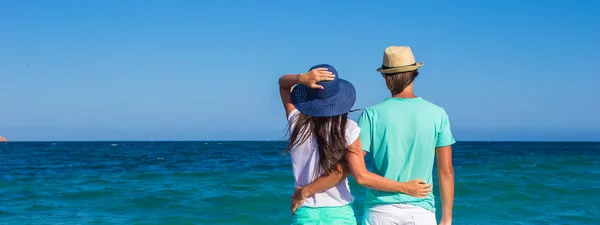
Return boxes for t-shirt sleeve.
[287,109,299,121]
[287,109,299,124]
[357,109,372,152]
[436,109,456,147]
[345,121,361,148]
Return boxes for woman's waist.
[302,193,355,208]
[294,175,350,187]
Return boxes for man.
[349,46,455,225]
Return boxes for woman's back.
[279,65,359,224]
[288,109,359,207]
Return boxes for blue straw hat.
[291,64,356,117]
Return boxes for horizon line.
[2,140,599,143]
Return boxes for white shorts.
[363,204,437,225]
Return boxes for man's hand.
[291,186,310,215]
[298,68,335,89]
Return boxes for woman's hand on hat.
[299,68,335,89]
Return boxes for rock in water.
[0,136,7,142]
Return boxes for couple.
[278,46,455,225]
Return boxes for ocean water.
[0,141,599,225]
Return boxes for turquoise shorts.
[292,204,357,225]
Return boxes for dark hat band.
[380,63,417,70]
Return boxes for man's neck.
[392,92,417,98]
[391,86,417,98]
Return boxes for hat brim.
[377,62,424,73]
[291,79,356,117]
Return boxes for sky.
[1,0,599,142]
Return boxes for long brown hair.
[285,112,348,175]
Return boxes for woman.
[279,64,431,224]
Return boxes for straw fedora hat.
[376,46,424,73]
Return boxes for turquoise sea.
[0,141,599,224]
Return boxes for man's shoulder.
[363,100,390,112]
[418,98,446,113]
[360,104,383,120]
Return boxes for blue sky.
[1,0,599,141]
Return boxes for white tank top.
[288,109,360,207]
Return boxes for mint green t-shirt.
[357,97,455,212]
